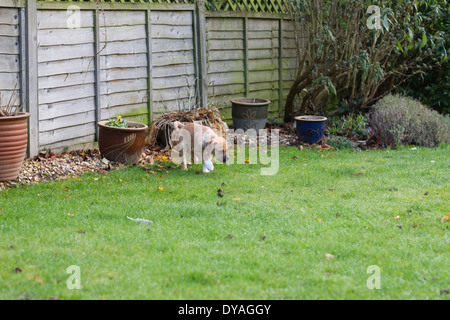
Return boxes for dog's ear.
[172,121,183,130]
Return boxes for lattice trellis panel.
[206,0,289,13]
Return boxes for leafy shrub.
[326,135,355,150]
[368,95,450,147]
[327,114,370,139]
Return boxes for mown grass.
[0,145,449,300]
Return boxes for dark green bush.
[326,135,355,150]
[368,95,450,147]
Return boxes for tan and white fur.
[171,121,229,173]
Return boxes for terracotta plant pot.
[0,112,30,182]
[231,98,271,131]
[98,121,148,165]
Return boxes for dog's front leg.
[181,143,188,170]
[203,156,214,173]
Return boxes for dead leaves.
[440,215,450,223]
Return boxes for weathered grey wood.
[249,70,278,83]
[208,71,245,86]
[152,76,197,90]
[278,19,283,117]
[40,134,95,151]
[208,49,244,61]
[100,67,148,81]
[100,53,148,69]
[247,30,278,39]
[208,60,244,74]
[39,72,95,90]
[35,2,196,12]
[146,9,153,124]
[38,43,94,63]
[196,1,207,108]
[100,10,145,27]
[19,7,26,110]
[39,96,96,120]
[40,110,96,132]
[38,28,94,46]
[94,9,101,140]
[248,38,278,50]
[207,30,243,40]
[100,90,148,109]
[99,25,147,43]
[0,54,19,72]
[150,10,193,26]
[151,24,193,40]
[152,51,193,67]
[207,83,245,96]
[37,10,93,29]
[0,7,20,25]
[100,39,147,55]
[248,49,279,59]
[152,38,193,53]
[0,72,19,89]
[26,0,39,156]
[38,83,95,105]
[207,39,244,51]
[102,103,148,120]
[0,24,19,36]
[243,17,248,97]
[248,81,279,91]
[206,17,243,31]
[38,57,95,77]
[0,36,19,54]
[39,122,96,146]
[248,59,279,71]
[100,78,148,95]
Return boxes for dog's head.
[205,136,229,163]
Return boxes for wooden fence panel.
[248,18,279,118]
[0,7,21,102]
[36,9,96,150]
[150,10,196,117]
[206,17,245,120]
[99,10,149,124]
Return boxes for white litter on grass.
[410,148,417,150]
[431,160,436,163]
[126,217,153,224]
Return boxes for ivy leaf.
[421,33,427,48]
[396,41,405,54]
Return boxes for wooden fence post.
[243,17,249,97]
[195,0,208,108]
[26,0,39,156]
[94,9,101,139]
[278,18,283,118]
[146,9,153,125]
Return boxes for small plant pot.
[98,121,148,165]
[0,112,30,182]
[231,98,270,131]
[295,116,327,144]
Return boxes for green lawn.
[0,145,449,299]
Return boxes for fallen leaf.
[317,218,323,223]
[260,235,267,241]
[232,198,241,201]
[353,172,364,176]
[92,178,99,181]
[14,267,22,273]
[395,215,400,219]
[244,158,250,163]
[424,191,429,196]
[325,253,335,259]
[157,187,164,191]
[440,215,450,223]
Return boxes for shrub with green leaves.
[326,135,355,150]
[368,95,450,147]
[327,114,370,139]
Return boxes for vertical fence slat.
[26,0,38,156]
[243,17,249,97]
[146,9,153,124]
[196,0,207,108]
[20,7,27,116]
[94,9,101,139]
[278,18,283,118]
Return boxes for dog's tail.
[172,121,184,131]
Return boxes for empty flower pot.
[231,98,270,131]
[295,116,327,144]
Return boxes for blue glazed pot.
[295,116,327,144]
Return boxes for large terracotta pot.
[0,112,30,182]
[98,121,148,165]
